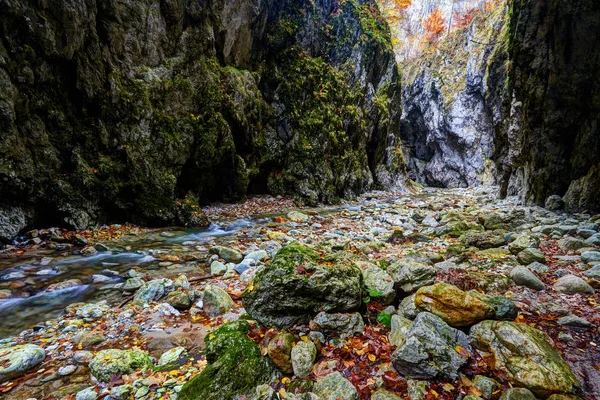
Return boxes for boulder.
[415,283,494,326]
[398,294,419,319]
[0,344,45,383]
[310,312,364,339]
[498,388,537,400]
[291,340,317,378]
[166,291,191,310]
[391,312,471,380]
[389,315,412,347]
[203,285,235,317]
[509,235,540,255]
[209,246,243,263]
[553,274,595,295]
[517,248,546,265]
[557,237,588,251]
[545,195,565,211]
[469,321,579,396]
[243,244,362,328]
[267,331,295,374]
[89,349,153,383]
[461,230,506,249]
[387,258,436,294]
[134,278,174,302]
[510,266,546,290]
[178,321,276,400]
[468,291,519,321]
[314,372,358,400]
[581,251,600,263]
[361,263,396,304]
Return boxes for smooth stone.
[0,344,46,383]
[553,274,594,294]
[203,285,234,317]
[158,347,188,366]
[527,261,549,274]
[517,248,546,265]
[58,365,77,376]
[581,251,600,263]
[557,314,594,328]
[75,387,98,400]
[510,266,546,290]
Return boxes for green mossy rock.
[0,344,45,383]
[178,321,276,400]
[242,244,363,328]
[314,372,358,400]
[89,349,153,383]
[469,321,579,397]
[267,331,295,374]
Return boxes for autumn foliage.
[423,8,446,42]
[453,8,477,29]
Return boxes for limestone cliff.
[0,0,408,240]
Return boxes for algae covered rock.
[498,388,537,400]
[203,285,235,317]
[242,244,362,328]
[134,278,174,302]
[178,320,276,400]
[267,331,295,374]
[415,283,494,326]
[291,340,317,378]
[89,349,153,383]
[391,312,471,380]
[361,263,396,304]
[209,246,243,263]
[0,344,45,383]
[314,371,358,400]
[469,320,579,396]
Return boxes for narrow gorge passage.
[0,0,599,400]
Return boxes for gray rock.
[553,274,594,294]
[406,379,428,400]
[209,246,243,263]
[203,285,234,317]
[122,277,144,291]
[473,375,497,399]
[526,261,549,274]
[510,266,546,290]
[585,234,600,246]
[387,258,436,293]
[291,341,317,378]
[509,234,539,255]
[584,264,600,279]
[76,387,98,400]
[314,372,358,400]
[0,206,29,242]
[398,293,419,319]
[134,278,174,302]
[311,312,364,338]
[545,195,565,211]
[75,303,110,320]
[389,315,412,347]
[158,347,188,366]
[210,260,227,276]
[391,312,471,380]
[362,264,396,304]
[110,385,133,400]
[517,248,546,265]
[557,314,594,328]
[582,251,600,263]
[557,237,588,251]
[577,228,597,239]
[0,344,46,383]
[245,250,268,261]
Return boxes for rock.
[314,372,358,400]
[517,248,546,265]
[134,278,174,302]
[469,321,579,396]
[166,291,191,310]
[582,251,600,263]
[58,365,77,376]
[310,312,364,339]
[46,279,83,292]
[398,294,419,319]
[173,274,191,290]
[559,237,589,251]
[584,264,600,279]
[245,250,268,261]
[557,314,594,328]
[406,379,428,400]
[391,312,471,379]
[287,211,309,223]
[527,261,549,274]
[89,349,153,383]
[415,283,494,326]
[178,321,275,400]
[472,375,497,399]
[387,258,436,293]
[468,291,519,321]
[372,389,402,400]
[553,274,595,294]
[76,387,98,400]
[158,347,188,367]
[80,245,98,256]
[585,235,600,246]
[248,384,277,400]
[509,234,540,255]
[291,340,317,378]
[122,277,144,291]
[510,266,546,290]
[361,264,396,304]
[209,246,243,263]
[461,230,506,249]
[76,331,106,348]
[0,206,29,242]
[110,385,133,400]
[0,344,46,383]
[498,388,537,400]
[267,331,295,374]
[210,260,227,276]
[242,244,362,328]
[389,315,412,347]
[75,303,110,320]
[73,350,93,365]
[545,195,565,211]
[203,285,234,317]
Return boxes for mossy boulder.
[387,258,436,294]
[361,263,396,304]
[415,283,495,327]
[469,321,579,397]
[461,230,507,249]
[267,331,295,374]
[242,244,363,328]
[178,320,276,400]
[0,344,45,383]
[203,285,235,317]
[89,349,153,383]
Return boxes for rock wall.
[496,0,600,212]
[399,4,507,188]
[0,0,408,240]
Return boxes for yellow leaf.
[368,354,376,362]
[281,377,291,384]
[431,389,439,397]
[300,336,310,342]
